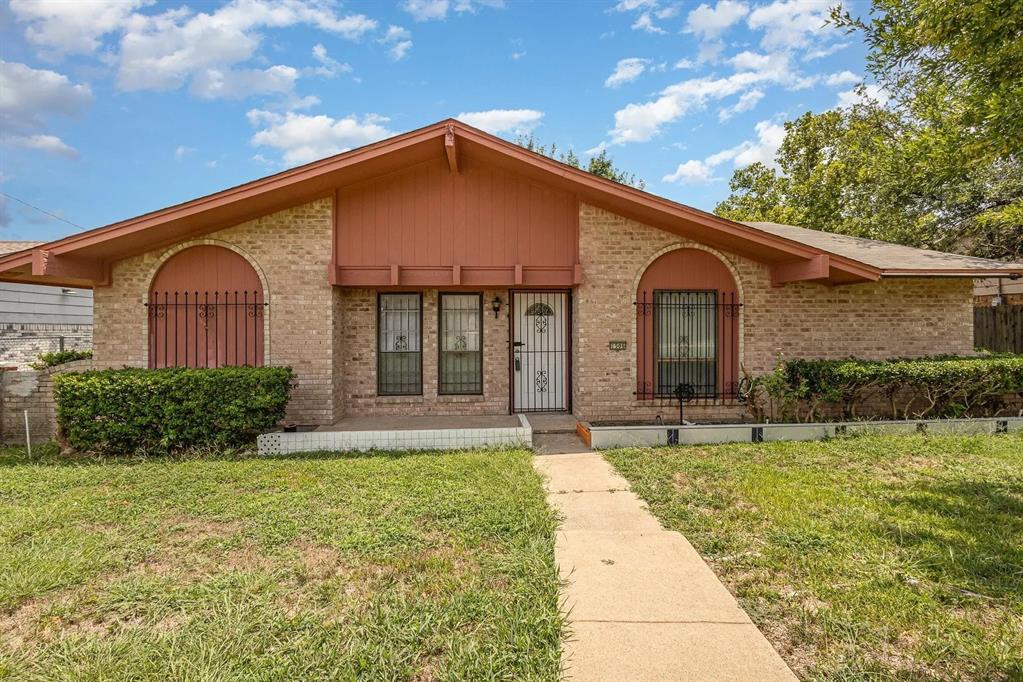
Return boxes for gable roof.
[1,118,1021,289]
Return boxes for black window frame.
[437,292,484,395]
[652,289,719,399]
[377,292,423,396]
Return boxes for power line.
[0,191,84,230]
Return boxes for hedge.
[54,366,294,454]
[744,355,1023,422]
[30,349,92,370]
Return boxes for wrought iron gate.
[146,290,267,368]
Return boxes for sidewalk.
[534,450,796,682]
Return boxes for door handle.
[512,341,523,348]
[515,357,521,371]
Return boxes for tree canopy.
[515,134,645,190]
[715,0,1023,261]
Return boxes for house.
[1,119,1020,426]
[0,242,93,368]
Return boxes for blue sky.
[0,0,875,242]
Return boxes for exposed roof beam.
[445,125,459,174]
[31,249,108,286]
[771,254,832,287]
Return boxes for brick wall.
[574,204,975,423]
[92,198,336,425]
[0,358,98,444]
[0,324,92,369]
[339,288,510,416]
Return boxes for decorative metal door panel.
[512,291,569,412]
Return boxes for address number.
[608,340,627,351]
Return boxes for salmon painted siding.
[333,156,579,287]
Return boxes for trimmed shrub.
[54,366,294,454]
[745,355,1023,422]
[30,349,93,370]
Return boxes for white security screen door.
[512,291,569,412]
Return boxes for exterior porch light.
[491,295,503,317]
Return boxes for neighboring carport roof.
[1,118,1021,289]
[0,241,44,256]
[743,222,1023,278]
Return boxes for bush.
[746,355,1023,422]
[30,349,93,370]
[54,366,294,454]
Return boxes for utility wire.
[0,191,84,230]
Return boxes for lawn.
[605,433,1023,681]
[0,447,562,681]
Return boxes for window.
[439,293,483,394]
[378,293,422,395]
[654,290,717,397]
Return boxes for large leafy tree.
[716,0,1023,260]
[515,135,645,189]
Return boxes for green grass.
[605,433,1023,681]
[0,446,562,681]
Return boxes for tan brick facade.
[71,197,975,429]
[92,199,336,425]
[573,204,974,423]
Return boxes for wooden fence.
[974,304,1023,353]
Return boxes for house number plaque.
[608,340,627,351]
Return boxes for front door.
[512,291,569,412]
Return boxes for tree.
[716,0,1023,260]
[515,134,645,189]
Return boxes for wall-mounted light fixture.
[491,295,503,318]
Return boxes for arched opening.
[148,245,265,368]
[635,248,741,400]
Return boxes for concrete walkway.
[534,450,796,682]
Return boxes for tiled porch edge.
[257,414,532,455]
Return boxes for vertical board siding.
[336,157,577,269]
[974,304,1023,353]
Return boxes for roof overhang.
[3,118,1017,289]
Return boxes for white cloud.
[662,117,785,184]
[825,70,860,87]
[605,58,649,88]
[0,61,91,159]
[746,0,832,51]
[718,88,764,121]
[613,0,657,11]
[247,110,394,166]
[804,42,849,60]
[310,44,352,78]
[836,83,889,108]
[631,12,666,34]
[511,50,526,60]
[674,58,695,70]
[3,133,79,159]
[684,1,748,39]
[662,159,715,183]
[117,2,373,95]
[608,51,808,143]
[456,109,543,135]
[401,0,503,21]
[381,25,413,60]
[9,0,149,57]
[174,145,195,160]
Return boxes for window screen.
[439,293,483,394]
[654,290,718,397]
[378,293,422,395]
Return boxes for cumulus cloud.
[247,109,394,166]
[605,58,649,88]
[0,60,92,158]
[310,44,352,78]
[684,1,748,39]
[174,145,195,160]
[9,0,149,57]
[607,51,807,143]
[824,70,860,87]
[746,0,832,51]
[662,118,785,184]
[456,109,543,135]
[718,88,764,121]
[401,0,503,22]
[380,25,413,61]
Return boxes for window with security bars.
[438,293,483,394]
[654,291,718,397]
[378,293,422,395]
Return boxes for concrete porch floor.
[316,414,521,431]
